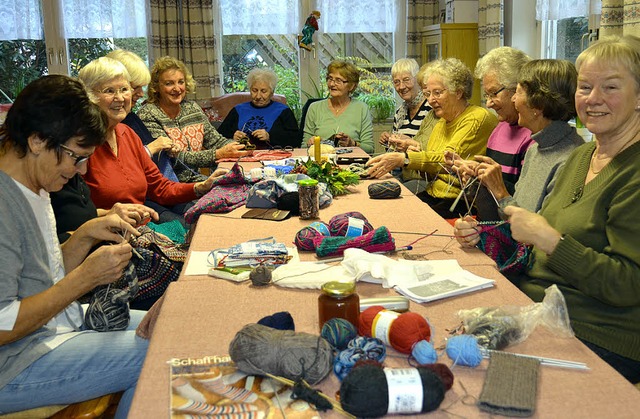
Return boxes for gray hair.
[106,49,150,87]
[78,57,130,104]
[427,58,474,100]
[392,58,420,78]
[475,47,531,89]
[247,67,278,92]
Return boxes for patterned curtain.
[600,0,640,37]
[478,0,504,55]
[0,0,42,40]
[406,0,440,60]
[148,0,223,99]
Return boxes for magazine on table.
[394,270,495,303]
[169,355,321,418]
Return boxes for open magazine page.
[395,270,495,303]
[169,356,320,419]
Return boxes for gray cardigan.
[0,171,57,390]
[500,120,584,213]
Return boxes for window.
[0,0,148,104]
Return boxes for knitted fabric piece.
[313,226,395,257]
[477,223,531,275]
[478,351,540,417]
[145,220,188,245]
[216,149,293,162]
[134,225,188,262]
[184,163,250,224]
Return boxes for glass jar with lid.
[318,281,360,331]
[298,178,319,219]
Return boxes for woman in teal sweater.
[460,36,640,383]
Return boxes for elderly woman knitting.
[367,58,498,218]
[218,67,299,149]
[0,75,147,417]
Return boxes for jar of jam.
[318,281,360,331]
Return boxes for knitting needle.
[484,349,590,370]
[118,231,143,260]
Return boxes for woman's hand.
[503,206,562,255]
[216,142,249,160]
[335,133,355,147]
[474,155,509,201]
[79,242,134,288]
[389,135,419,152]
[147,136,174,155]
[366,152,404,178]
[76,213,140,245]
[251,129,269,142]
[233,130,249,142]
[454,215,480,247]
[194,168,229,197]
[108,203,159,227]
[379,131,391,146]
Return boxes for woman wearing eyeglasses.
[367,58,497,218]
[303,60,374,154]
[78,57,226,226]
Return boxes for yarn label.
[384,368,423,414]
[345,217,365,237]
[371,309,398,346]
[309,221,330,236]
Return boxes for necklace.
[329,98,350,116]
[590,132,640,174]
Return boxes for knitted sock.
[197,377,258,403]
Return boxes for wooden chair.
[0,392,122,419]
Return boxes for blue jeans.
[0,310,149,418]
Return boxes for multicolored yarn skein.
[328,212,373,236]
[294,221,331,251]
[228,323,334,384]
[313,226,395,258]
[320,318,358,350]
[359,305,431,354]
[339,363,450,417]
[333,336,387,381]
[368,181,401,199]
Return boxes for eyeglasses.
[98,86,131,98]
[58,143,90,166]
[484,86,507,101]
[393,77,413,87]
[326,76,348,86]
[423,88,448,99]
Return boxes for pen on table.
[314,245,413,264]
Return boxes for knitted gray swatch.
[478,351,540,417]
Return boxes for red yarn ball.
[359,306,431,354]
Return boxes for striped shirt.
[393,99,432,138]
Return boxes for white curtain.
[0,0,43,40]
[62,0,147,38]
[220,0,299,35]
[319,0,396,33]
[536,0,590,20]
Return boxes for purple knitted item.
[184,163,250,224]
[313,226,395,257]
[477,223,531,275]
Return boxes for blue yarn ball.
[412,339,438,364]
[257,311,295,331]
[321,318,357,350]
[333,336,386,381]
[446,335,483,367]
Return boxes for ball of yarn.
[340,364,446,417]
[294,221,330,251]
[368,181,401,199]
[257,311,295,331]
[321,318,357,350]
[412,339,438,364]
[84,286,131,332]
[328,212,373,237]
[446,334,483,367]
[333,336,386,381]
[229,323,333,384]
[420,363,454,391]
[249,265,272,286]
[359,306,431,354]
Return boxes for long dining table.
[129,148,640,418]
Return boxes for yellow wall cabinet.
[421,23,480,106]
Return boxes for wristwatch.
[403,151,410,167]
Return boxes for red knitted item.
[313,226,395,257]
[216,150,293,162]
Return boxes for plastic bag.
[456,284,574,350]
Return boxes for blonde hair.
[106,49,150,87]
[327,60,360,93]
[147,56,196,104]
[576,35,640,89]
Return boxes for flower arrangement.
[291,159,360,196]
